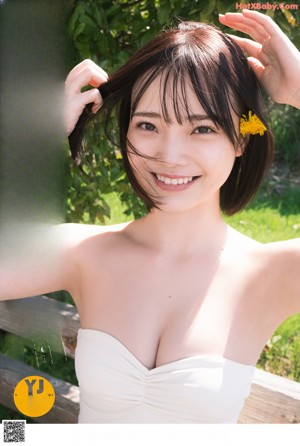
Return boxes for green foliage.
[267,101,300,166]
[225,180,300,241]
[258,314,300,382]
[66,0,300,223]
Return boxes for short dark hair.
[69,21,274,216]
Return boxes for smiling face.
[126,74,242,213]
[95,21,273,215]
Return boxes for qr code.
[3,420,26,443]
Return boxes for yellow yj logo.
[14,375,55,417]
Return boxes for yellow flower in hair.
[239,111,267,136]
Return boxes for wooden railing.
[0,296,299,423]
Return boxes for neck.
[139,201,228,256]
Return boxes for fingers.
[247,56,266,80]
[80,88,103,113]
[227,34,262,59]
[240,9,286,38]
[219,10,300,107]
[219,12,271,44]
[65,59,108,87]
[64,88,103,135]
[64,59,108,135]
[226,33,270,81]
[219,10,281,70]
[65,61,108,94]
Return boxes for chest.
[75,248,279,369]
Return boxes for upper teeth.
[156,174,193,185]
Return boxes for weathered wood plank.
[238,368,300,423]
[0,296,79,357]
[0,353,79,423]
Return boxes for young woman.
[2,9,300,423]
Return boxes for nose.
[155,132,188,167]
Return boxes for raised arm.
[219,9,300,109]
[0,61,109,303]
[0,224,76,301]
[0,222,107,303]
[219,10,300,315]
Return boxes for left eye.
[193,126,214,134]
[137,122,156,132]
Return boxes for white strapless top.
[75,328,255,423]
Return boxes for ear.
[236,134,250,157]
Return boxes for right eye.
[136,121,157,132]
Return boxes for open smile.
[152,173,201,190]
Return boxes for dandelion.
[240,111,267,136]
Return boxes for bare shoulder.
[224,225,263,263]
[265,238,300,315]
[56,221,133,248]
[263,237,300,278]
[225,226,299,280]
[254,237,300,271]
[53,221,134,301]
[52,221,135,273]
[226,225,262,250]
[226,225,300,260]
[265,237,300,254]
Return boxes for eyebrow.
[132,111,212,122]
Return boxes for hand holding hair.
[219,9,300,109]
[64,59,108,136]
